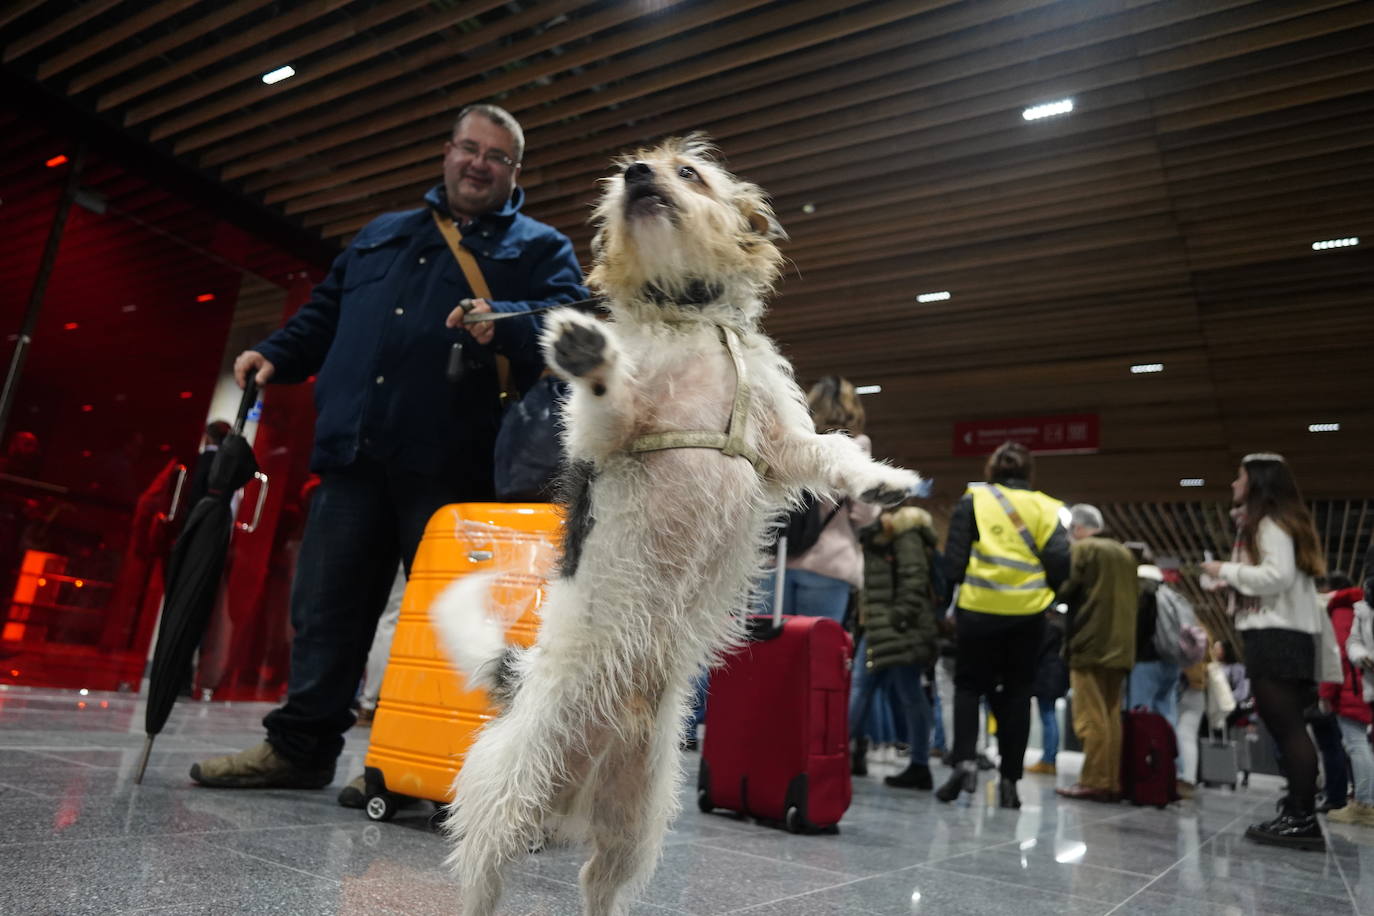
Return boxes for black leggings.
[1250,675,1319,814]
[952,609,1045,781]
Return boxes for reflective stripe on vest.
[960,483,1064,615]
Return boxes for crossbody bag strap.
[432,209,512,399]
[978,482,1043,560]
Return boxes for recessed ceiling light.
[1308,422,1340,433]
[1312,237,1359,250]
[1179,478,1205,487]
[1022,98,1074,121]
[261,65,296,85]
[854,385,882,395]
[45,154,68,168]
[801,202,816,214]
[196,293,216,302]
[1130,363,1164,374]
[916,291,951,302]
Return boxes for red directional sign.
[952,414,1100,457]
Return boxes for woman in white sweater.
[1202,453,1327,852]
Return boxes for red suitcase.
[1120,707,1180,808]
[697,538,853,833]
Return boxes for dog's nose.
[623,162,652,182]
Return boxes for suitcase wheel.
[696,789,714,814]
[784,806,804,834]
[365,792,399,822]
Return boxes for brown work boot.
[1026,760,1057,776]
[190,741,334,789]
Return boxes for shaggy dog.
[431,135,919,916]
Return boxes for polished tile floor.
[1,685,1371,916]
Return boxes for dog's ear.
[736,187,787,242]
[741,198,787,242]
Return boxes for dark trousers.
[263,456,478,768]
[951,608,1046,781]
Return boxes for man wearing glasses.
[192,105,586,797]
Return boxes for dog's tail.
[429,571,523,702]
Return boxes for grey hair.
[453,104,525,163]
[1070,503,1104,532]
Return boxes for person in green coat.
[849,505,941,789]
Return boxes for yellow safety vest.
[959,483,1064,615]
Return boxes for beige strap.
[431,209,512,399]
[432,209,492,299]
[627,325,768,476]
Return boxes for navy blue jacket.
[255,185,586,477]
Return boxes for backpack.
[1153,584,1207,666]
[777,492,845,558]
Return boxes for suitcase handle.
[746,616,785,642]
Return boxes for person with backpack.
[935,442,1070,809]
[758,376,881,622]
[1319,573,1374,825]
[849,505,942,789]
[1127,545,1208,791]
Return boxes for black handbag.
[494,374,568,500]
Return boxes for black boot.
[851,737,868,777]
[998,779,1021,809]
[1246,805,1324,852]
[936,764,976,803]
[885,764,933,790]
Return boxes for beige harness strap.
[627,325,769,476]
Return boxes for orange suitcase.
[360,502,561,820]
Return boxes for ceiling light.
[45,154,68,168]
[63,322,78,330]
[1308,422,1340,433]
[1311,237,1359,250]
[1179,478,1205,487]
[196,293,216,302]
[916,291,951,302]
[801,202,815,214]
[1130,363,1164,374]
[1022,98,1074,121]
[261,65,295,85]
[855,385,882,395]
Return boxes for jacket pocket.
[343,239,403,290]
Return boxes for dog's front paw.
[856,466,921,507]
[542,311,614,386]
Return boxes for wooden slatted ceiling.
[2,0,1371,503]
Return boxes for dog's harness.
[625,324,769,477]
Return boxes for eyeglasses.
[453,140,517,169]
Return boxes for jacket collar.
[424,183,524,230]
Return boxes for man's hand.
[233,350,275,388]
[446,298,495,345]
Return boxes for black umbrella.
[135,380,262,784]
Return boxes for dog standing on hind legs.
[431,134,920,915]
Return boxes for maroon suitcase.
[1120,707,1180,807]
[696,611,853,832]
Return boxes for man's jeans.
[263,457,472,768]
[1128,660,1181,725]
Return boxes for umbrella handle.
[235,472,270,533]
[164,464,188,522]
[234,377,259,435]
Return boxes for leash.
[457,295,605,324]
